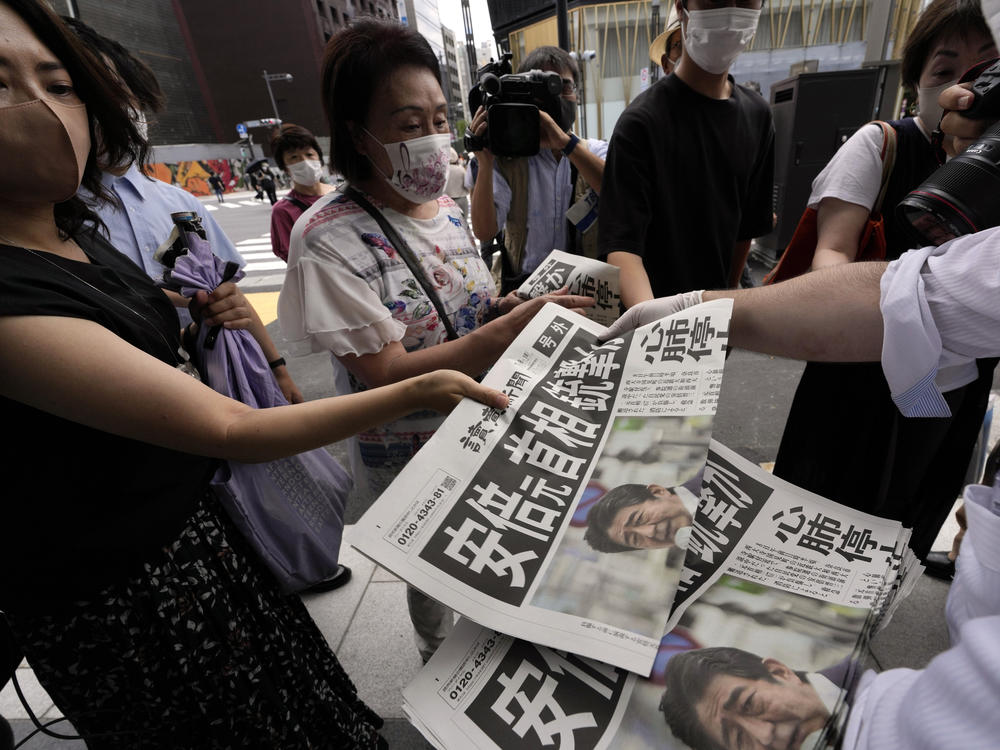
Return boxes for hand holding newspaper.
[517,250,623,326]
[402,444,921,750]
[352,299,733,673]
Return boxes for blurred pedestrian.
[269,123,336,261]
[208,171,225,202]
[259,168,277,204]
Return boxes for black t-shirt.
[598,73,775,296]
[0,229,217,612]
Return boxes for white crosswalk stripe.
[241,251,278,261]
[245,261,286,272]
[203,204,217,211]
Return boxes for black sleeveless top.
[0,229,218,612]
[881,117,944,261]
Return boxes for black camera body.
[464,53,564,157]
[899,58,1000,245]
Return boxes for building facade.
[67,0,396,148]
[70,0,216,145]
[486,0,925,141]
[441,24,465,133]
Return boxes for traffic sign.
[236,122,248,138]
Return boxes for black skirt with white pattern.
[6,491,385,749]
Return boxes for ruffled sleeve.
[278,218,406,357]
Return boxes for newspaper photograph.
[402,446,919,750]
[516,250,622,326]
[352,300,732,674]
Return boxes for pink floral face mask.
[364,128,451,205]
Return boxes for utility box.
[758,68,884,260]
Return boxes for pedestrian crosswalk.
[238,233,286,291]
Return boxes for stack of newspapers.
[351,297,923,750]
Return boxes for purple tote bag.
[165,214,351,593]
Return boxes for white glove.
[600,291,704,341]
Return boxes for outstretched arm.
[706,262,886,361]
[604,262,887,362]
[0,315,507,464]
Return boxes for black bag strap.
[344,186,461,341]
[283,195,311,212]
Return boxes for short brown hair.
[901,0,993,90]
[270,123,324,170]
[321,20,441,184]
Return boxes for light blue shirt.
[80,166,245,326]
[844,479,1000,750]
[493,138,608,276]
[878,226,1000,417]
[84,165,245,285]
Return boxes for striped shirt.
[878,226,1000,417]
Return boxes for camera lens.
[899,120,1000,245]
[481,73,501,96]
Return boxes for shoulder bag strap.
[283,195,311,212]
[871,121,898,215]
[344,186,461,341]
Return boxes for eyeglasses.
[561,78,578,95]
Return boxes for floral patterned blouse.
[278,188,499,493]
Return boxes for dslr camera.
[464,53,564,158]
[899,58,1000,245]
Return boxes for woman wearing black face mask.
[0,1,511,746]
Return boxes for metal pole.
[556,0,570,51]
[262,70,281,122]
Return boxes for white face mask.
[682,6,761,76]
[917,79,958,133]
[364,128,451,204]
[287,158,324,186]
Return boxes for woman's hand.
[939,82,992,157]
[273,366,304,404]
[498,290,527,315]
[409,369,508,414]
[480,288,594,349]
[190,281,252,329]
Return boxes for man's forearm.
[704,262,887,361]
[568,146,605,196]
[608,251,655,308]
[470,157,499,241]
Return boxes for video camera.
[899,58,1000,245]
[463,53,564,158]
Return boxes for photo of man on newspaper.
[660,646,843,750]
[584,473,700,553]
[528,416,710,637]
[609,573,866,750]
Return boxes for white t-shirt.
[278,188,498,493]
[808,118,930,211]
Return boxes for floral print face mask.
[364,128,452,205]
